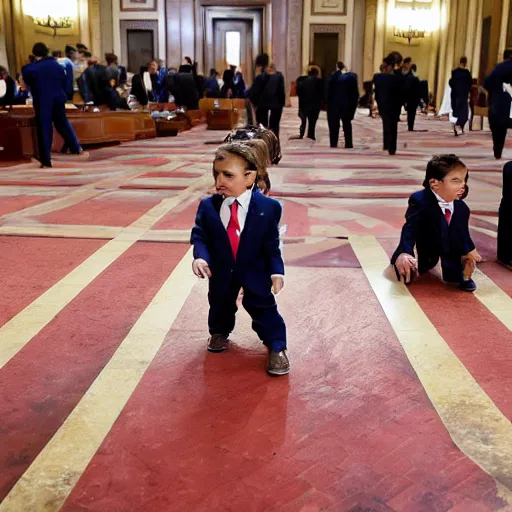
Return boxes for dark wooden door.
[127,29,154,73]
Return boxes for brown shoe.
[266,350,290,376]
[207,334,229,352]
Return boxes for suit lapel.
[237,191,264,264]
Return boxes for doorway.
[127,29,154,73]
[313,33,339,78]
[214,20,253,84]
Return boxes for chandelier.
[393,25,426,44]
[391,4,437,44]
[22,0,77,36]
[32,15,73,36]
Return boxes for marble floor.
[0,104,511,512]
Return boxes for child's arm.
[190,200,212,278]
[461,205,482,279]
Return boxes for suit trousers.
[380,109,398,154]
[256,107,283,139]
[407,107,417,131]
[299,108,320,139]
[35,100,81,167]
[208,278,287,352]
[327,108,353,148]
[489,115,508,159]
[498,162,512,263]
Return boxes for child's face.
[213,154,257,198]
[430,166,468,202]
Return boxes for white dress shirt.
[431,189,454,216]
[220,189,284,283]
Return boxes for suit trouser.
[35,100,81,167]
[327,109,353,148]
[380,110,398,154]
[420,255,464,283]
[407,107,417,131]
[498,162,512,263]
[299,108,320,139]
[489,116,508,158]
[256,107,283,139]
[208,278,287,352]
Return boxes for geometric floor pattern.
[1,101,512,511]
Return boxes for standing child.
[190,139,289,376]
[391,154,482,291]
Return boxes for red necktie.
[444,209,451,225]
[226,200,240,258]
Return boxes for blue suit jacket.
[391,188,475,274]
[484,60,512,123]
[21,57,68,105]
[190,190,284,297]
[327,71,359,118]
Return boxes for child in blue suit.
[391,154,482,291]
[190,139,289,376]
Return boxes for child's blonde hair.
[214,140,270,190]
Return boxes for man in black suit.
[295,67,324,140]
[498,162,512,269]
[373,55,401,155]
[0,66,16,107]
[327,61,359,148]
[249,62,286,139]
[484,50,512,159]
[402,58,421,131]
[449,57,473,135]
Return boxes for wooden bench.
[199,98,243,130]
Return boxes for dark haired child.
[190,139,289,376]
[391,154,482,291]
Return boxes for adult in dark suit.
[391,154,481,292]
[191,140,289,375]
[81,58,117,109]
[484,50,512,159]
[130,66,154,107]
[176,64,200,110]
[373,55,401,155]
[296,67,324,140]
[249,63,286,139]
[449,57,473,135]
[21,43,81,168]
[498,161,512,269]
[0,66,16,107]
[327,61,359,148]
[402,60,422,131]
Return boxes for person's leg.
[242,289,287,352]
[440,257,464,283]
[307,110,319,140]
[255,107,269,128]
[498,162,512,265]
[298,109,307,138]
[407,107,416,131]
[269,107,283,139]
[389,114,398,155]
[52,101,81,154]
[34,104,53,167]
[491,119,507,159]
[341,116,353,148]
[327,108,340,148]
[381,112,389,151]
[207,279,241,338]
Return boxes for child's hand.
[271,276,284,295]
[462,250,481,280]
[192,259,212,279]
[395,253,418,284]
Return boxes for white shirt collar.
[431,189,454,214]
[222,188,252,210]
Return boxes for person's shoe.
[345,145,354,149]
[498,259,512,270]
[458,278,477,292]
[207,334,229,352]
[266,350,290,376]
[388,150,396,155]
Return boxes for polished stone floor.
[0,104,511,511]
